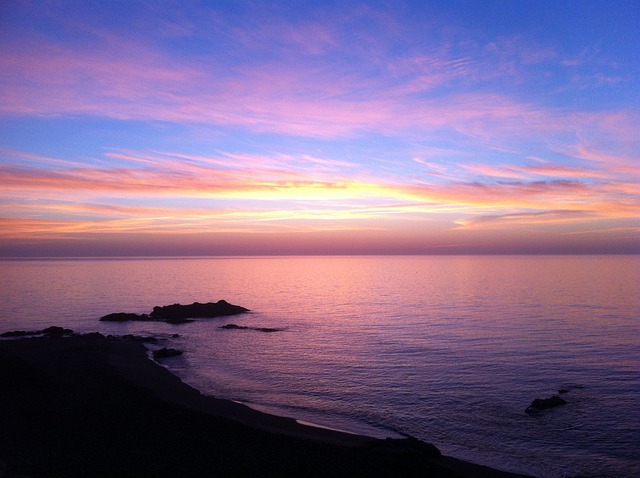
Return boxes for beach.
[0,332,532,477]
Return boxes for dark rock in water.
[526,395,567,414]
[42,326,73,337]
[1,330,40,337]
[153,348,183,360]
[150,300,249,321]
[1,327,73,338]
[558,384,584,394]
[120,334,158,343]
[220,324,283,332]
[100,312,150,322]
[82,332,106,340]
[165,317,195,324]
[100,300,249,323]
[220,324,249,330]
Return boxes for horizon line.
[1,252,638,260]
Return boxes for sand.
[0,333,533,477]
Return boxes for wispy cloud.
[3,3,630,143]
[455,210,595,229]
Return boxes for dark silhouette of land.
[0,333,533,477]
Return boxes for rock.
[150,300,249,321]
[1,327,74,338]
[120,334,158,343]
[165,317,195,324]
[220,324,283,332]
[100,312,150,322]
[99,300,249,323]
[558,385,584,394]
[82,332,106,340]
[153,348,183,360]
[0,330,40,337]
[42,326,73,337]
[526,395,567,414]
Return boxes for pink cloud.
[571,144,639,170]
[455,210,594,229]
[519,163,612,180]
[460,160,614,181]
[0,13,592,142]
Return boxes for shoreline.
[0,332,534,477]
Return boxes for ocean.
[1,255,638,477]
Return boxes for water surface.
[1,255,638,477]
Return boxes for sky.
[0,0,638,256]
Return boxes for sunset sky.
[1,1,638,256]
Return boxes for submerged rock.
[558,384,584,394]
[153,348,183,360]
[220,324,283,332]
[220,324,250,330]
[526,395,567,414]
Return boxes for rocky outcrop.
[100,300,249,323]
[151,300,249,320]
[525,395,567,414]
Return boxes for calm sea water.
[1,256,638,478]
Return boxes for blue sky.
[1,1,638,255]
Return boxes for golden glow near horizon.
[0,2,638,255]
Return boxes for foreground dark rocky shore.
[0,331,533,478]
